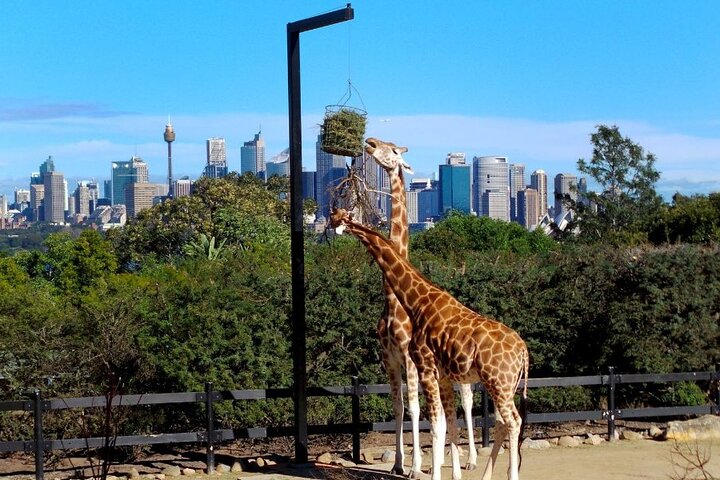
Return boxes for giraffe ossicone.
[330,207,529,480]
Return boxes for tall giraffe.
[365,138,477,477]
[330,208,529,480]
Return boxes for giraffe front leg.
[459,384,477,471]
[405,357,423,478]
[418,369,445,480]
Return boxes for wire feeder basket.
[321,104,367,157]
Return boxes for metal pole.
[205,382,215,473]
[286,4,354,464]
[481,386,490,448]
[33,390,44,480]
[351,376,361,463]
[607,367,616,441]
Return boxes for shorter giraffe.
[330,208,529,480]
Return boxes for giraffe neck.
[344,221,433,316]
[388,169,409,259]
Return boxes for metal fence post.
[351,376,361,464]
[32,390,44,480]
[481,385,490,448]
[714,363,720,415]
[607,367,616,441]
[205,382,215,474]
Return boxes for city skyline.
[2,1,719,200]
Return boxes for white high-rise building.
[473,156,509,221]
[530,170,548,220]
[554,173,578,218]
[205,137,228,178]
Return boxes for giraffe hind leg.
[384,358,406,476]
[480,408,507,480]
[439,377,462,480]
[459,384,477,470]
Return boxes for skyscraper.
[265,149,289,178]
[474,156,509,221]
[30,184,44,222]
[439,153,471,215]
[44,171,65,224]
[112,156,149,205]
[554,173,578,218]
[530,170,548,220]
[509,164,526,223]
[74,182,92,216]
[173,177,193,197]
[315,134,347,220]
[205,137,228,178]
[240,130,266,179]
[126,183,157,218]
[517,188,540,230]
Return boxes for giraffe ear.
[334,224,347,235]
[400,159,414,175]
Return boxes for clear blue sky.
[1,0,719,199]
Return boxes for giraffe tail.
[517,349,530,470]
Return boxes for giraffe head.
[329,207,353,234]
[365,138,414,175]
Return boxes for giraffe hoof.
[390,466,405,476]
[464,463,477,471]
[408,469,428,480]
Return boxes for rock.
[620,430,644,441]
[107,476,119,480]
[181,468,195,476]
[558,435,580,447]
[162,466,181,477]
[230,462,243,473]
[317,452,333,463]
[583,434,605,446]
[380,450,395,463]
[215,464,231,473]
[548,437,559,446]
[649,425,664,438]
[129,468,140,479]
[523,439,551,450]
[667,415,720,441]
[155,475,166,480]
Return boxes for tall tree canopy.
[571,124,662,244]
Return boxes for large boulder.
[666,415,720,441]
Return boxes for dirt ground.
[1,430,719,480]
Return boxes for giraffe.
[330,208,529,480]
[364,137,478,477]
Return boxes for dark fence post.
[481,385,490,448]
[607,367,617,441]
[714,363,720,415]
[351,376,361,464]
[32,390,44,480]
[205,382,215,474]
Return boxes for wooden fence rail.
[1,368,718,480]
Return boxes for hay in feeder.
[321,106,367,157]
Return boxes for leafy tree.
[411,211,556,258]
[571,125,663,243]
[649,193,720,245]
